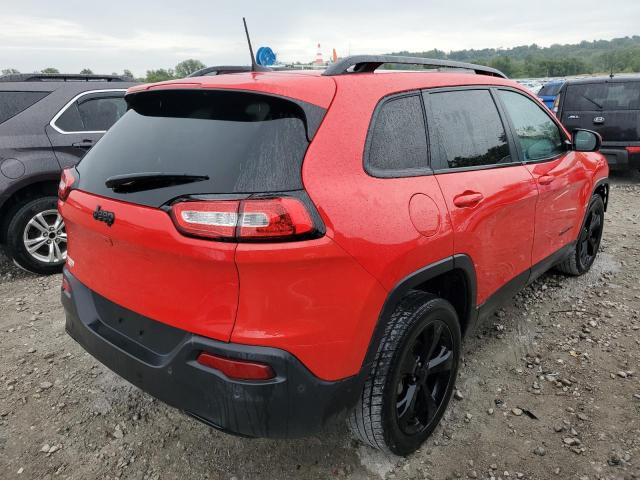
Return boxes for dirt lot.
[1,174,639,480]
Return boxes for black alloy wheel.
[395,320,455,436]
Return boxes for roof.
[564,75,640,85]
[0,73,129,83]
[126,69,522,109]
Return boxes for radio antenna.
[243,17,268,72]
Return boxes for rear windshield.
[538,83,562,97]
[564,81,640,111]
[76,90,317,207]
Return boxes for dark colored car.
[59,56,608,455]
[0,73,137,274]
[555,76,640,171]
[537,79,564,109]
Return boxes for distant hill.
[388,35,640,78]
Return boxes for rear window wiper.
[105,172,210,193]
[580,94,603,110]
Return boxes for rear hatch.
[560,80,640,143]
[60,79,332,341]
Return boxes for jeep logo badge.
[93,205,115,227]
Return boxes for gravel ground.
[1,173,639,480]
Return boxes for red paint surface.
[60,190,239,342]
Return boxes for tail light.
[58,168,76,201]
[626,146,640,154]
[196,352,275,380]
[170,196,318,242]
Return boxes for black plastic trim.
[592,177,610,212]
[358,254,478,376]
[62,269,362,439]
[323,55,507,78]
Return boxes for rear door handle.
[72,140,95,150]
[453,191,484,208]
[538,175,555,185]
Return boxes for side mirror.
[572,129,602,152]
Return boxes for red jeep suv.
[59,56,609,455]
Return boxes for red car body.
[59,62,609,440]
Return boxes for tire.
[348,291,461,455]
[556,194,605,276]
[5,196,66,275]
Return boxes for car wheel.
[5,196,66,275]
[348,291,461,455]
[556,194,605,276]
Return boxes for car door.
[496,88,590,269]
[424,87,538,307]
[46,89,127,169]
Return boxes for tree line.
[390,35,640,78]
[1,59,206,83]
[4,36,640,81]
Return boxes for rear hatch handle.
[105,172,210,193]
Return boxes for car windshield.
[76,89,315,207]
[565,81,640,111]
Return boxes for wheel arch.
[592,177,609,212]
[359,255,477,376]
[0,175,60,243]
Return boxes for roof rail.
[0,73,127,83]
[186,66,255,77]
[322,55,507,79]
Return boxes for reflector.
[196,352,275,380]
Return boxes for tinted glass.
[499,90,564,162]
[367,95,428,174]
[76,90,313,208]
[538,83,563,96]
[0,91,49,124]
[428,90,511,169]
[565,82,640,111]
[55,95,126,132]
[78,97,127,130]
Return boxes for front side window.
[427,89,511,169]
[55,92,126,132]
[498,90,564,162]
[366,94,429,175]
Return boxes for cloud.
[1,1,639,76]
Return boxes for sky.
[1,0,639,77]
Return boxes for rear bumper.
[601,146,640,170]
[61,269,363,438]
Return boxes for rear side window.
[427,90,511,169]
[0,91,49,124]
[76,90,318,208]
[366,94,428,175]
[564,82,640,111]
[498,90,565,162]
[55,93,127,132]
